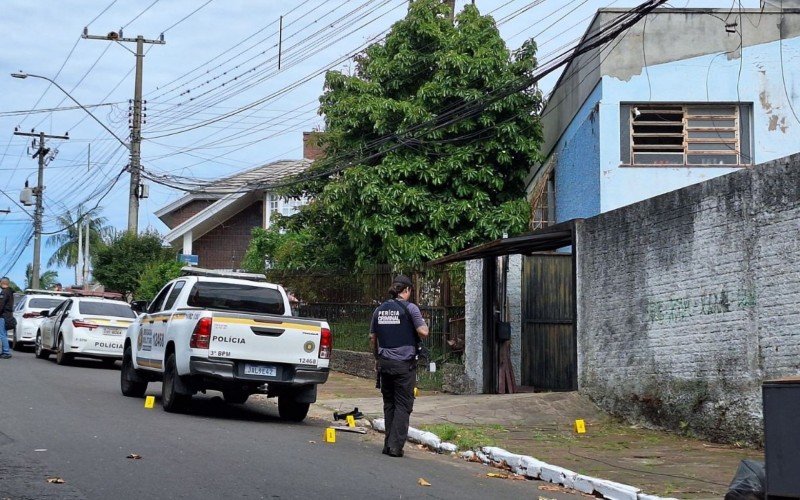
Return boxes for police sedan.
[35,297,136,366]
[11,291,69,351]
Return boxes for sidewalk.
[313,372,762,499]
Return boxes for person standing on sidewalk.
[0,277,15,359]
[370,275,429,457]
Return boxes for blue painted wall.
[597,35,800,214]
[547,35,800,220]
[552,83,602,223]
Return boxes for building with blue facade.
[528,5,800,227]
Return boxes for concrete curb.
[371,418,459,453]
[370,419,678,500]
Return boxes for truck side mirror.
[40,310,50,317]
[130,300,148,313]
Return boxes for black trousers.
[379,358,416,451]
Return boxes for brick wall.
[194,201,263,270]
[167,199,216,229]
[576,153,800,445]
[303,131,325,160]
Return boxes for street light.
[11,72,130,151]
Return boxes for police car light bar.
[23,289,75,297]
[179,267,268,282]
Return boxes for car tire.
[55,334,72,366]
[120,346,147,398]
[11,331,23,351]
[223,388,249,405]
[278,396,310,422]
[162,353,190,413]
[34,331,49,360]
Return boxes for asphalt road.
[0,350,580,500]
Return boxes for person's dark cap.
[392,275,413,288]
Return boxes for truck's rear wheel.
[223,388,249,405]
[162,353,190,413]
[121,346,147,398]
[278,396,310,422]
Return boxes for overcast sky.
[0,0,755,287]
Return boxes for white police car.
[35,296,136,366]
[11,291,69,351]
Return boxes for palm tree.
[46,206,113,284]
[24,263,59,290]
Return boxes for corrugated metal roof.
[192,159,311,194]
[426,220,580,266]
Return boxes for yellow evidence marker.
[144,396,155,409]
[574,419,586,434]
[325,427,336,443]
[414,387,419,398]
[346,415,356,428]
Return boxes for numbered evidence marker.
[574,419,586,434]
[346,415,356,428]
[144,396,155,409]
[325,427,336,443]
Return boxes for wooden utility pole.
[82,29,165,234]
[13,130,69,289]
[444,0,456,21]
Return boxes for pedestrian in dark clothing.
[0,277,15,359]
[370,275,429,457]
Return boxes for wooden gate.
[521,253,576,391]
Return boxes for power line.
[141,0,668,196]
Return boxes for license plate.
[243,363,276,377]
[103,327,123,336]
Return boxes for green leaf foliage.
[24,263,60,290]
[93,231,174,297]
[135,260,184,302]
[283,0,542,269]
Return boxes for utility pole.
[444,0,456,21]
[83,216,90,290]
[77,215,83,286]
[82,29,165,234]
[13,130,68,289]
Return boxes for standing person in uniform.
[370,275,428,457]
[0,277,15,359]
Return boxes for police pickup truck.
[120,268,331,421]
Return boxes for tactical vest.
[374,299,416,349]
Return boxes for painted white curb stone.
[371,422,676,500]
[370,419,458,454]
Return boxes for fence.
[298,303,465,363]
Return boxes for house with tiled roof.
[155,133,322,269]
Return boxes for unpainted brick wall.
[194,201,263,270]
[576,153,800,445]
[166,199,215,229]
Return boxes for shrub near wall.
[576,154,800,446]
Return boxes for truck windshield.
[79,302,136,318]
[187,282,285,315]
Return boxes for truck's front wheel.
[120,346,147,398]
[278,396,310,422]
[162,353,190,413]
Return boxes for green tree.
[284,0,541,269]
[241,223,349,274]
[24,263,59,290]
[93,231,173,297]
[136,260,184,301]
[46,206,113,284]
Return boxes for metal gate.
[521,253,576,391]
